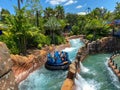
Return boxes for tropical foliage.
[0,1,120,55]
[44,17,64,44]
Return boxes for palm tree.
[25,0,42,27]
[17,0,23,10]
[55,5,65,19]
[65,13,78,26]
[44,17,61,44]
[10,0,23,10]
[44,7,55,19]
[89,8,108,20]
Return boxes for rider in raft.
[54,51,62,64]
[47,53,55,64]
[47,51,69,65]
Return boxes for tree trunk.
[18,0,21,10]
[36,10,39,27]
[52,30,54,44]
[53,31,55,44]
[93,31,96,40]
[19,35,27,55]
[22,35,27,55]
[112,27,115,36]
[17,36,22,54]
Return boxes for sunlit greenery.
[0,1,120,55]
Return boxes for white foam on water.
[62,47,75,52]
[80,61,89,73]
[62,38,84,62]
[105,59,120,89]
[75,73,98,90]
[106,57,110,60]
[74,78,82,90]
[69,38,84,48]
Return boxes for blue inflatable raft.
[45,51,71,70]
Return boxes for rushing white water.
[62,47,75,52]
[105,58,120,89]
[63,38,84,61]
[75,73,97,90]
[19,38,84,90]
[75,54,120,90]
[80,61,89,73]
[69,38,84,48]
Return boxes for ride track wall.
[61,36,120,90]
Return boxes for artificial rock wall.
[87,37,120,54]
[0,42,18,90]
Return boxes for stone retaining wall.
[87,37,120,54]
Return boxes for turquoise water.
[79,54,120,90]
[19,38,84,90]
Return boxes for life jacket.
[47,53,54,64]
[54,51,62,64]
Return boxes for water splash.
[80,61,89,73]
[105,57,110,61]
[75,73,97,90]
[63,39,84,61]
[69,38,84,48]
[62,47,75,52]
[105,59,120,89]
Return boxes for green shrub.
[54,35,65,45]
[0,34,19,54]
[46,36,51,45]
[71,25,80,35]
[34,33,50,46]
[37,43,42,49]
[27,32,52,48]
[86,34,94,41]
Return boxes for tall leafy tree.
[65,13,78,26]
[114,2,120,19]
[104,11,113,21]
[17,0,23,10]
[77,15,87,34]
[6,7,33,55]
[44,7,55,19]
[25,0,42,27]
[89,7,107,20]
[1,9,10,23]
[55,5,65,19]
[44,17,61,44]
[85,19,110,40]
